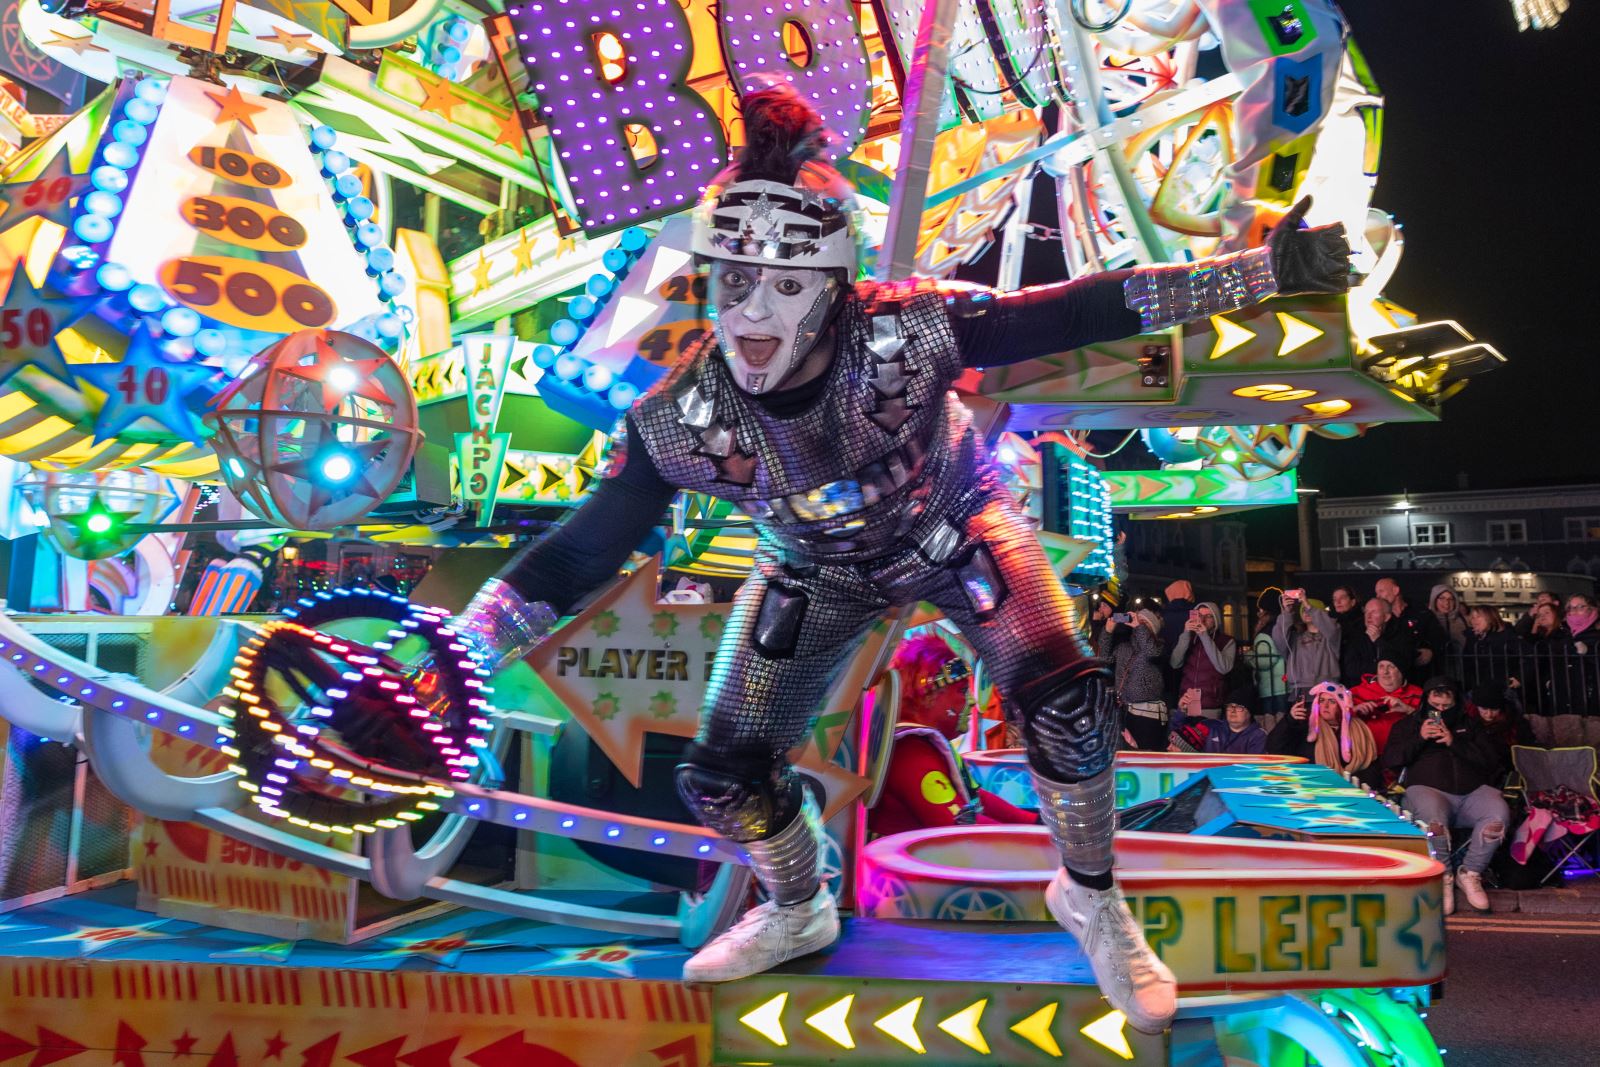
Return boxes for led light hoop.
[221,587,495,835]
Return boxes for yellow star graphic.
[256,25,321,54]
[493,108,526,157]
[203,85,267,134]
[46,30,107,54]
[418,76,466,123]
[470,252,494,296]
[511,228,536,273]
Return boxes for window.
[1413,523,1451,545]
[1566,517,1600,541]
[1487,520,1527,543]
[1343,525,1378,548]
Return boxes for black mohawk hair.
[735,84,830,184]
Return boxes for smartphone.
[1427,708,1445,729]
[1110,613,1134,624]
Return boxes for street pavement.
[1429,912,1600,1067]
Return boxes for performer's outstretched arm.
[457,417,678,668]
[952,196,1350,367]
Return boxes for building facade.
[1314,484,1600,601]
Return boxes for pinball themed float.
[0,0,1512,1063]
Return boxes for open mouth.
[736,335,781,367]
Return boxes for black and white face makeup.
[707,262,838,394]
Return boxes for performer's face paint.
[708,262,837,394]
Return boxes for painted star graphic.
[1396,891,1445,972]
[1,149,91,233]
[648,690,677,721]
[45,29,107,54]
[591,609,621,637]
[418,76,466,122]
[526,942,674,977]
[74,330,220,443]
[0,261,76,386]
[34,919,171,956]
[172,1031,199,1057]
[592,691,621,721]
[649,611,679,638]
[493,108,527,157]
[354,932,509,968]
[203,85,268,134]
[511,228,537,274]
[470,252,493,296]
[255,25,321,54]
[263,1033,289,1060]
[699,613,725,642]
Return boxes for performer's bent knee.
[674,742,803,842]
[1018,666,1119,783]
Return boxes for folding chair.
[1506,746,1600,886]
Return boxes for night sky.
[1293,0,1597,497]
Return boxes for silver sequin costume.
[641,282,1119,872]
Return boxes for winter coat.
[1347,675,1421,751]
[1340,617,1414,688]
[1097,622,1165,706]
[1273,606,1341,693]
[1428,584,1470,656]
[1381,705,1506,796]
[1171,611,1237,710]
[1203,720,1268,755]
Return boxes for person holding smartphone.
[1383,677,1510,913]
[1097,608,1167,749]
[1168,601,1236,718]
[1273,589,1341,703]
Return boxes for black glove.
[1265,196,1351,295]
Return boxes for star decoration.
[493,108,527,157]
[745,192,778,235]
[1,149,91,233]
[592,609,620,637]
[526,942,674,977]
[273,435,395,512]
[1396,891,1445,972]
[271,332,393,411]
[34,919,171,956]
[699,612,725,642]
[649,610,679,639]
[203,85,267,134]
[353,932,509,968]
[648,691,677,720]
[470,252,493,296]
[418,76,466,122]
[172,1032,199,1057]
[511,228,537,273]
[0,262,76,387]
[45,29,107,54]
[593,691,621,721]
[74,330,220,444]
[143,838,159,856]
[255,25,321,54]
[263,1033,289,1060]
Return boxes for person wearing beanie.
[1189,683,1267,755]
[424,84,1350,1030]
[1383,677,1510,913]
[1468,684,1532,762]
[1348,658,1422,751]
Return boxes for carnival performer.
[441,86,1350,1032]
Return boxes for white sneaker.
[1442,870,1456,916]
[681,887,839,983]
[1456,869,1490,911]
[1045,870,1177,1034]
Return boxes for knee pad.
[674,743,802,843]
[1018,667,1119,783]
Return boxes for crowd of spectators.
[1087,577,1600,911]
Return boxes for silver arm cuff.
[744,789,824,906]
[1032,767,1116,877]
[1122,246,1278,332]
[456,578,558,670]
